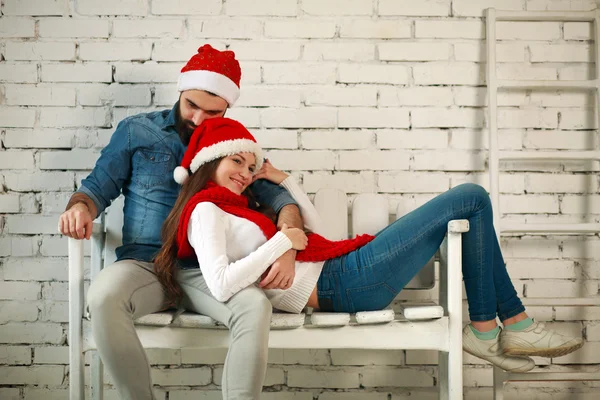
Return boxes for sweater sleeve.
[187,202,293,302]
[279,177,327,236]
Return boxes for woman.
[155,117,583,379]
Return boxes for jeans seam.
[346,282,397,312]
[470,312,498,322]
[499,304,526,322]
[367,203,472,272]
[474,210,488,322]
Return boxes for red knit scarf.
[176,181,375,262]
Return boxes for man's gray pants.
[87,260,271,399]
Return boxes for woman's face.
[213,153,256,195]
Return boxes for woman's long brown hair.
[154,157,275,306]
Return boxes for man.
[59,44,302,400]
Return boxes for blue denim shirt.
[78,103,298,263]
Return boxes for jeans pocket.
[316,289,335,312]
[346,282,397,313]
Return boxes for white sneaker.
[462,325,535,372]
[501,320,584,358]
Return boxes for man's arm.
[276,204,303,230]
[65,192,98,219]
[59,119,132,240]
[76,119,133,216]
[250,179,298,215]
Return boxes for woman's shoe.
[501,320,584,358]
[462,325,535,372]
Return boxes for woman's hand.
[281,223,308,250]
[252,158,288,185]
[259,249,296,290]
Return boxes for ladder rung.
[494,10,597,22]
[505,372,600,382]
[499,151,600,161]
[500,223,600,234]
[497,79,597,89]
[521,297,600,306]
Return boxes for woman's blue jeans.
[316,183,525,322]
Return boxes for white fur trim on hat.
[173,166,190,185]
[177,70,240,106]
[189,139,263,174]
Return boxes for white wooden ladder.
[486,8,600,399]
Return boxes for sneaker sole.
[463,347,535,373]
[503,341,584,358]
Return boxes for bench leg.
[91,352,104,400]
[439,223,467,400]
[69,349,85,400]
[439,351,448,400]
[69,239,85,400]
[493,366,507,400]
[439,348,463,400]
[90,217,106,400]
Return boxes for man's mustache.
[178,120,197,145]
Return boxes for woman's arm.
[258,203,303,290]
[188,202,293,302]
[252,160,326,236]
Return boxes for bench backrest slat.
[352,193,389,236]
[313,188,348,240]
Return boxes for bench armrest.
[68,219,105,319]
[67,237,85,399]
[448,219,470,234]
[440,219,469,310]
[68,214,105,399]
[439,219,469,354]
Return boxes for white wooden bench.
[68,188,470,399]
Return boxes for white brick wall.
[40,63,110,83]
[379,0,451,17]
[114,19,184,38]
[1,0,599,398]
[0,17,36,38]
[3,0,72,16]
[38,18,110,38]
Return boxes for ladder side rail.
[486,8,501,232]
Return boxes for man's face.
[177,90,228,145]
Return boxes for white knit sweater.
[187,176,326,313]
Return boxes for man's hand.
[259,249,297,290]
[58,203,93,240]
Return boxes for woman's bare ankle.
[502,312,529,327]
[471,319,499,332]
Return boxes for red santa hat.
[173,117,263,184]
[177,44,242,106]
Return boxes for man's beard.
[175,106,196,146]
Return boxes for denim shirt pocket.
[131,149,173,187]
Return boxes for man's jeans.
[317,183,525,322]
